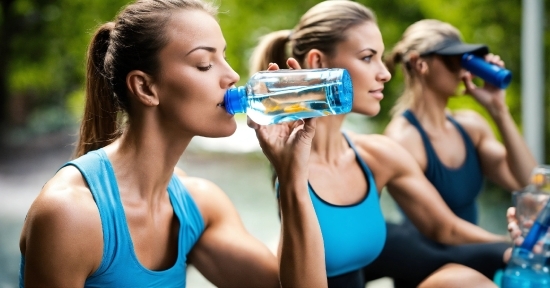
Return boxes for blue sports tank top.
[310,133,386,277]
[403,110,484,224]
[19,149,205,287]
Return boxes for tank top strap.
[402,109,438,150]
[341,132,377,188]
[60,149,122,276]
[166,174,205,247]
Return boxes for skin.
[382,41,536,271]
[383,53,537,192]
[20,9,317,288]
[254,21,509,287]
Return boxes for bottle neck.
[223,86,247,115]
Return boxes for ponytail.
[74,22,121,158]
[249,30,292,74]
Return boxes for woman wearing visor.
[368,19,537,287]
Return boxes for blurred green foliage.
[1,0,549,160]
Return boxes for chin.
[352,105,381,117]
[203,121,238,138]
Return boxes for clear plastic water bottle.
[502,166,550,287]
[461,53,512,89]
[223,68,353,125]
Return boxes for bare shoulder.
[384,116,424,148]
[177,175,238,226]
[451,109,492,144]
[347,132,418,174]
[451,109,487,126]
[21,165,102,280]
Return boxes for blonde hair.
[385,19,462,116]
[249,0,376,75]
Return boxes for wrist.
[489,104,510,123]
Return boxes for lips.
[369,88,384,100]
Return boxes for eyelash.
[363,55,373,62]
[198,64,213,71]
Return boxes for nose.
[377,62,392,83]
[223,60,240,88]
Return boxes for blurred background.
[0,0,548,287]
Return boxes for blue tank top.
[19,149,205,287]
[309,133,386,277]
[403,110,484,224]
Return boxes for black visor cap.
[421,39,489,57]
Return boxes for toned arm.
[183,176,279,288]
[455,110,536,191]
[20,166,103,287]
[351,134,506,245]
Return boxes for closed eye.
[198,64,213,71]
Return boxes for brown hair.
[249,0,376,75]
[385,19,462,116]
[74,0,217,158]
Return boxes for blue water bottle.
[223,68,353,125]
[502,248,550,288]
[502,190,550,287]
[461,53,512,89]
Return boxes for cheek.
[351,90,381,116]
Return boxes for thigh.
[418,263,497,288]
[442,241,510,279]
[363,222,452,287]
[363,222,510,287]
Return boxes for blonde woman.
[380,19,537,286]
[250,2,510,287]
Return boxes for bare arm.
[466,109,536,191]
[462,53,537,190]
[354,135,507,245]
[185,177,279,288]
[251,59,326,287]
[20,166,102,287]
[252,118,326,287]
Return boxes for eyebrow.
[186,45,227,56]
[357,48,378,55]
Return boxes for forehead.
[163,9,224,53]
[337,21,384,53]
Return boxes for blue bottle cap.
[223,86,247,115]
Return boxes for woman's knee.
[418,263,497,288]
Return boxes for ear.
[409,53,429,75]
[305,49,327,69]
[126,70,159,107]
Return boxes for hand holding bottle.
[507,207,545,253]
[462,53,508,117]
[249,58,317,185]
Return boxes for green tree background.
[1,0,549,160]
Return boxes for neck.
[310,115,348,165]
[103,112,192,204]
[410,87,449,130]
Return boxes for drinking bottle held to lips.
[461,53,512,89]
[222,68,353,125]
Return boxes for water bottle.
[502,248,550,288]
[502,167,550,287]
[461,53,512,89]
[223,68,353,125]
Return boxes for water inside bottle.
[245,70,353,125]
